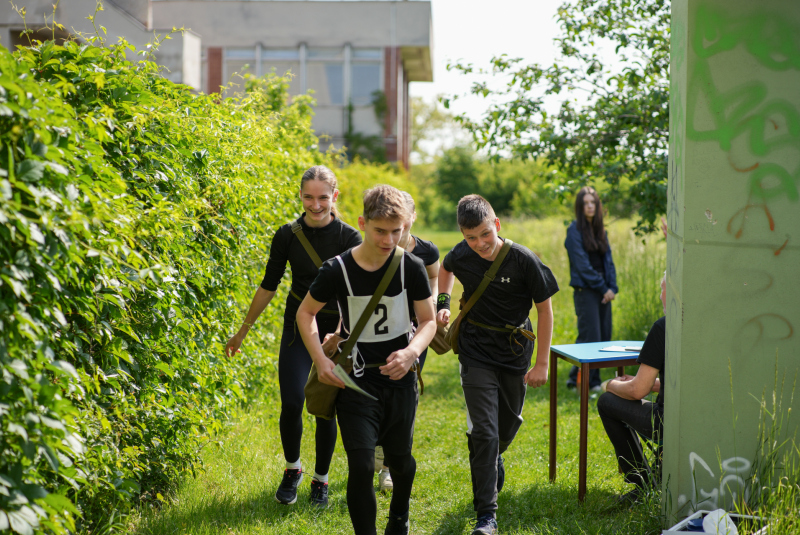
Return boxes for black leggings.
[346,448,417,535]
[278,317,338,475]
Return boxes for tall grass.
[735,361,799,534]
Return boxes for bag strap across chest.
[458,238,513,320]
[291,220,323,269]
[337,248,404,359]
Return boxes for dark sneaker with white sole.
[309,479,329,508]
[384,510,409,535]
[274,468,303,505]
[471,514,498,535]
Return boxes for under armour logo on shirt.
[500,277,511,283]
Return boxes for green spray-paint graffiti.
[692,5,800,70]
[686,3,800,232]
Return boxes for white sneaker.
[379,468,394,492]
[590,385,603,393]
[374,446,384,473]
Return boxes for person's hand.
[381,348,417,380]
[225,333,244,358]
[602,289,616,304]
[323,332,335,344]
[524,364,548,388]
[436,309,451,326]
[316,357,345,389]
[661,216,668,239]
[600,379,612,392]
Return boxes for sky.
[410,0,565,121]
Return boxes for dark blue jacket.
[564,221,618,294]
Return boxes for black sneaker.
[309,479,328,508]
[274,468,303,505]
[497,455,505,493]
[384,510,409,535]
[471,514,498,535]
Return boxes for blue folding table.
[548,341,643,501]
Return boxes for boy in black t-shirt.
[596,273,667,505]
[297,185,436,535]
[437,195,558,535]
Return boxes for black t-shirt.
[588,249,605,276]
[409,235,440,267]
[637,316,666,407]
[443,238,559,375]
[309,248,432,388]
[260,214,362,321]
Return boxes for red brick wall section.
[207,47,222,95]
[402,75,410,169]
[383,47,399,162]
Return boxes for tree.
[410,95,467,163]
[445,0,669,233]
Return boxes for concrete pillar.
[665,0,800,519]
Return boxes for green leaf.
[41,493,79,514]
[16,160,45,182]
[154,362,175,378]
[48,361,78,379]
[7,505,38,535]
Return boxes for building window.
[262,48,301,95]
[351,63,381,106]
[307,47,345,106]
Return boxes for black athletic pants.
[568,287,612,388]
[337,381,419,535]
[461,364,526,517]
[597,392,663,486]
[278,316,338,475]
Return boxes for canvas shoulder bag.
[305,248,404,420]
[436,239,514,355]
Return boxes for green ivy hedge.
[0,36,390,534]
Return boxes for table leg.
[617,366,625,378]
[549,350,557,482]
[579,362,589,502]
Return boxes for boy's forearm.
[296,309,327,365]
[407,318,436,357]
[533,302,554,368]
[437,266,455,295]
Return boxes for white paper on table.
[599,346,642,352]
[333,364,378,400]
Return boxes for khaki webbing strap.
[338,248,404,361]
[466,317,536,355]
[291,221,323,268]
[454,239,514,323]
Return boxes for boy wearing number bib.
[437,195,559,535]
[297,185,437,535]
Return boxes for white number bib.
[336,254,413,373]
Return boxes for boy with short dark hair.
[437,194,558,535]
[297,185,437,535]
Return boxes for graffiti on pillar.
[676,2,799,513]
[677,452,751,511]
[686,4,800,248]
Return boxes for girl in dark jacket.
[564,186,618,390]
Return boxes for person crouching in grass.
[297,185,436,535]
[437,195,558,535]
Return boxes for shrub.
[0,35,397,534]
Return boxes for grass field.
[128,218,667,535]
